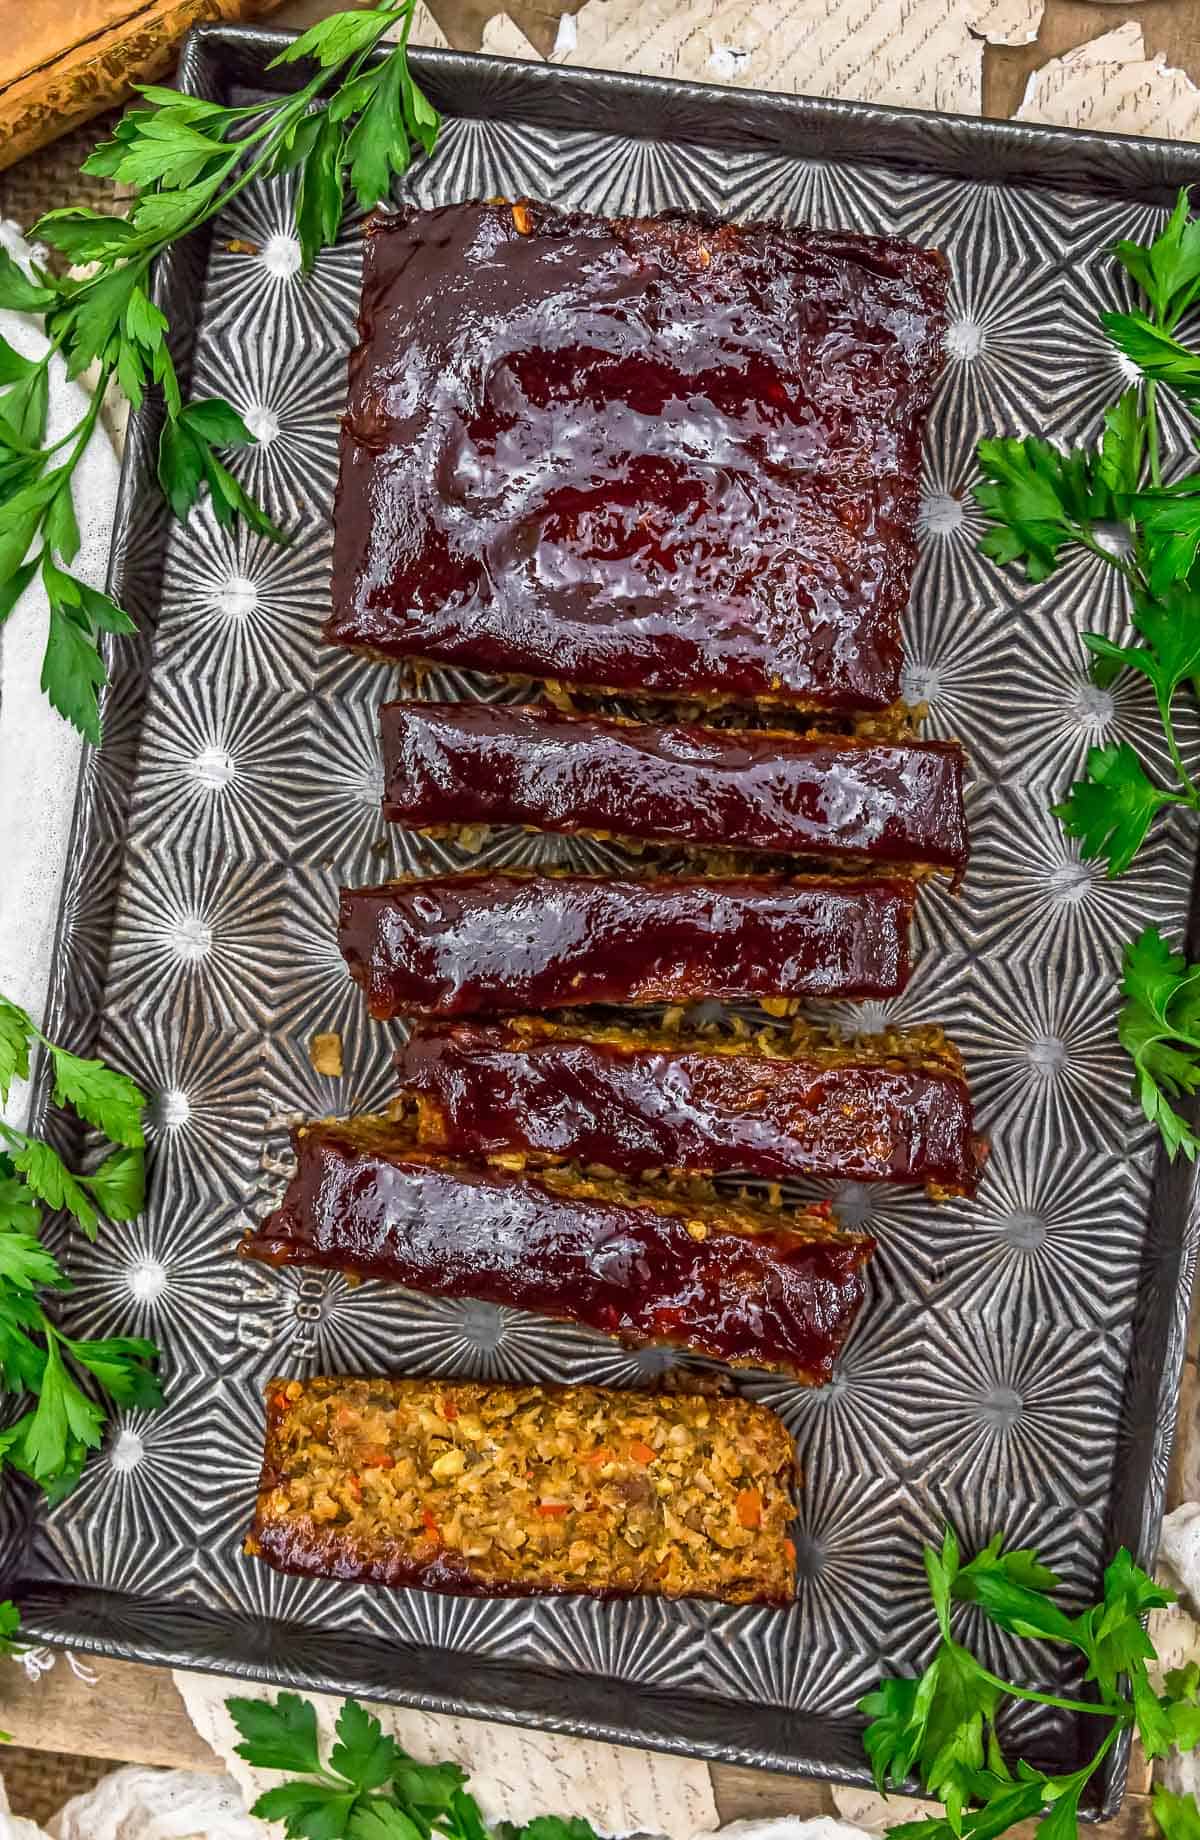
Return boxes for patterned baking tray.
[8,23,1200,1807]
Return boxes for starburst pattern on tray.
[272,861,371,1041]
[56,1199,244,1356]
[289,691,389,876]
[104,843,289,1031]
[954,956,1133,1152]
[721,153,928,238]
[994,615,1183,792]
[913,415,991,609]
[900,1313,1128,1503]
[204,172,362,350]
[899,593,1024,778]
[43,1367,220,1593]
[354,1580,505,1655]
[1048,261,1200,461]
[190,338,346,523]
[544,131,731,219]
[132,670,312,859]
[261,1025,399,1128]
[700,1604,879,1717]
[934,264,1071,434]
[746,1307,936,1465]
[409,116,559,211]
[778,1471,939,1656]
[555,1594,714,1688]
[931,1138,1147,1331]
[952,784,1195,966]
[158,508,330,692]
[107,1006,271,1213]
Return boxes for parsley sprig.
[0,996,160,1500]
[977,193,1200,880]
[0,2,436,744]
[228,1691,601,1840]
[1117,927,1200,1162]
[863,1530,1198,1840]
[975,193,1200,1158]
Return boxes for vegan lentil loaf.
[379,702,969,875]
[247,1374,798,1604]
[338,871,915,1019]
[395,1014,982,1196]
[326,199,948,712]
[241,1116,872,1380]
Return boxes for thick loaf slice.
[338,872,915,1018]
[241,1117,872,1381]
[396,1015,983,1196]
[380,702,969,875]
[247,1374,798,1604]
[328,199,947,711]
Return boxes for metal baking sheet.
[9,24,1200,1806]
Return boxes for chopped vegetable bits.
[248,1374,798,1604]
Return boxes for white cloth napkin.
[0,222,122,1131]
[0,1766,258,1840]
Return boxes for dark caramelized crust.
[241,1116,872,1381]
[380,702,969,874]
[247,1374,798,1604]
[327,201,948,711]
[338,871,915,1019]
[396,1016,982,1195]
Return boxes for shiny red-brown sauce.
[380,701,968,869]
[338,872,915,1018]
[327,201,948,710]
[396,1020,981,1193]
[243,1123,872,1382]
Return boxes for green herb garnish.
[0,2,437,744]
[863,1529,1197,1840]
[975,190,1200,1157]
[228,1691,603,1840]
[0,995,160,1499]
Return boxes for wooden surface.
[0,1651,1161,1829]
[0,0,1198,1824]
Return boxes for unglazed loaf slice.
[247,1374,798,1604]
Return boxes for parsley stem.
[1162,720,1200,806]
[970,1662,1129,1722]
[56,361,113,480]
[1146,379,1163,488]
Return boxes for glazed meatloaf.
[379,702,969,875]
[247,1375,798,1604]
[395,1015,982,1196]
[338,871,915,1019]
[241,1117,872,1381]
[327,200,948,711]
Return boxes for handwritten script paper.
[477,0,1043,115]
[1015,19,1200,139]
[174,1670,720,1840]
